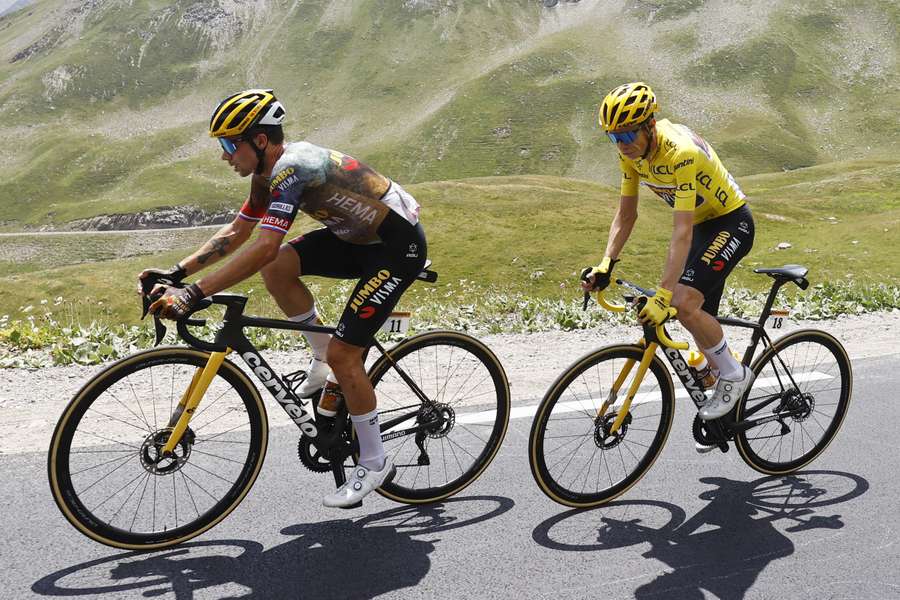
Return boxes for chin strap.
[247,137,267,175]
[640,122,656,161]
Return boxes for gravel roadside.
[2,310,898,455]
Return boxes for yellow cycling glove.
[581,256,619,292]
[638,286,677,326]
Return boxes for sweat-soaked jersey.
[618,119,746,224]
[239,141,420,244]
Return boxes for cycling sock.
[290,308,331,360]
[351,409,386,471]
[704,338,743,380]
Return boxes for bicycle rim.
[368,330,510,503]
[736,330,852,474]
[529,345,675,508]
[48,347,268,550]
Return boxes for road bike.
[529,264,852,508]
[49,263,510,549]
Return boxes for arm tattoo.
[197,237,231,264]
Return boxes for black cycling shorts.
[679,204,755,316]
[288,210,427,347]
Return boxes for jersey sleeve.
[261,164,317,235]
[672,149,698,212]
[618,154,640,197]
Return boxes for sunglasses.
[606,129,641,145]
[218,137,242,155]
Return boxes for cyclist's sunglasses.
[218,137,242,155]
[606,128,641,145]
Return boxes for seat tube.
[162,350,230,454]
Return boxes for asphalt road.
[3,353,899,600]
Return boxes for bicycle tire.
[367,330,510,503]
[735,329,852,475]
[48,347,268,550]
[529,344,675,508]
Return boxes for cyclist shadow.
[33,495,514,600]
[532,471,868,600]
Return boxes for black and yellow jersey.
[239,142,420,244]
[619,119,746,224]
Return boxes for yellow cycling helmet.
[209,88,286,138]
[599,82,658,132]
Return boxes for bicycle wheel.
[48,347,268,550]
[529,344,675,508]
[735,329,852,474]
[367,330,510,503]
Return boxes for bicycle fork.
[598,341,659,435]
[160,350,230,456]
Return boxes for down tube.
[231,336,320,438]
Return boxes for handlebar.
[139,272,222,350]
[582,276,689,350]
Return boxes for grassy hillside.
[0,0,897,228]
[2,160,898,327]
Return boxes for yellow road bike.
[529,265,852,508]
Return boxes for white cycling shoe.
[295,357,330,398]
[322,459,396,508]
[699,366,755,421]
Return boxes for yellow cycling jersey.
[619,119,746,224]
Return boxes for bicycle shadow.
[532,471,868,600]
[33,495,514,600]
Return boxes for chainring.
[297,437,332,473]
[692,414,729,447]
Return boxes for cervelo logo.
[663,347,707,406]
[349,270,402,313]
[243,351,317,437]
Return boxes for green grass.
[2,162,898,327]
[0,0,897,229]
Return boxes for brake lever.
[139,273,180,346]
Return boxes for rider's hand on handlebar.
[637,286,677,326]
[137,264,187,296]
[580,256,619,292]
[148,283,204,320]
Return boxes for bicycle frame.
[600,273,806,437]
[155,293,441,481]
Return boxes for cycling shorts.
[678,204,754,316]
[289,209,427,347]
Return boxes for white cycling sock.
[351,409,386,471]
[289,308,331,361]
[704,338,743,380]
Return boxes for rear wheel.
[48,347,268,550]
[368,331,510,504]
[735,330,852,474]
[529,345,675,508]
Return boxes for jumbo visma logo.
[349,270,403,313]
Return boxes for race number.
[380,312,411,334]
[766,309,791,330]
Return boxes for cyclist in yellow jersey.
[582,82,756,437]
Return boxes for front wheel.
[735,329,852,474]
[368,330,510,504]
[48,347,268,550]
[529,345,675,508]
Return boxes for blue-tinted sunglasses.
[606,129,640,144]
[218,137,242,155]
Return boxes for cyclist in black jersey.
[582,82,756,443]
[139,89,425,507]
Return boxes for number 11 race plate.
[380,312,411,334]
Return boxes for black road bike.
[49,264,510,550]
[529,264,852,508]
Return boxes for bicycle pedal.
[717,442,729,453]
